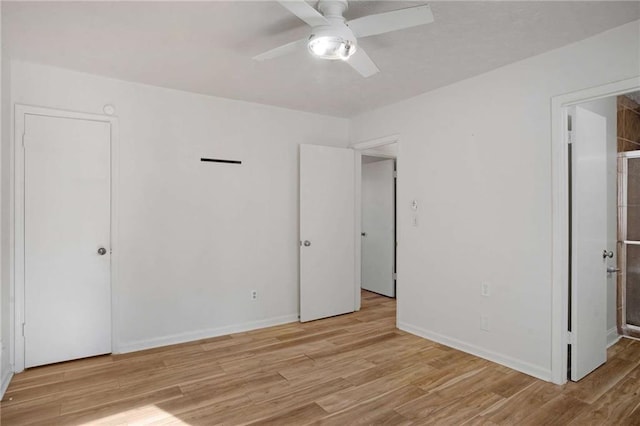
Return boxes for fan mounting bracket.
[318,0,348,19]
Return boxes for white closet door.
[24,113,112,368]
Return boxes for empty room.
[0,1,639,424]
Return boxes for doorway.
[13,105,118,371]
[550,76,640,385]
[298,139,397,322]
[361,154,396,298]
[567,92,640,382]
[351,136,399,312]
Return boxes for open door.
[361,159,395,297]
[300,144,355,322]
[570,106,608,381]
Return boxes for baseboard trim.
[1,369,14,400]
[115,314,299,354]
[398,321,551,382]
[607,327,621,348]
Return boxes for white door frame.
[551,76,640,385]
[12,104,119,372]
[350,134,399,313]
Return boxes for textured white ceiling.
[3,1,640,117]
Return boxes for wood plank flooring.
[2,290,640,425]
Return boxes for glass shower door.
[620,152,640,335]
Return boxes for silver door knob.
[607,266,620,273]
[303,240,311,247]
[97,247,107,256]
[603,250,614,259]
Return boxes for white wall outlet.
[251,290,258,300]
[481,315,489,331]
[481,282,490,297]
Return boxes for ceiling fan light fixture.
[308,35,356,60]
[254,0,435,77]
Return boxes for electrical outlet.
[481,315,489,331]
[251,290,258,301]
[481,282,490,297]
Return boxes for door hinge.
[393,170,398,179]
[567,131,573,145]
[567,330,575,345]
[392,272,397,280]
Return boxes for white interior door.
[24,113,112,368]
[300,144,355,322]
[361,159,395,297]
[570,106,608,381]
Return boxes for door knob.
[602,250,614,259]
[97,247,107,256]
[303,240,311,247]
[607,266,620,273]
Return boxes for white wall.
[578,97,618,346]
[8,60,349,354]
[0,5,13,398]
[350,21,640,380]
[0,3,6,398]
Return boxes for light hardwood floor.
[2,290,640,425]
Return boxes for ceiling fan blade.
[278,0,329,28]
[347,48,379,78]
[253,38,308,61]
[347,4,434,38]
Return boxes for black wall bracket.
[200,158,242,165]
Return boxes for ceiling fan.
[253,0,434,78]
